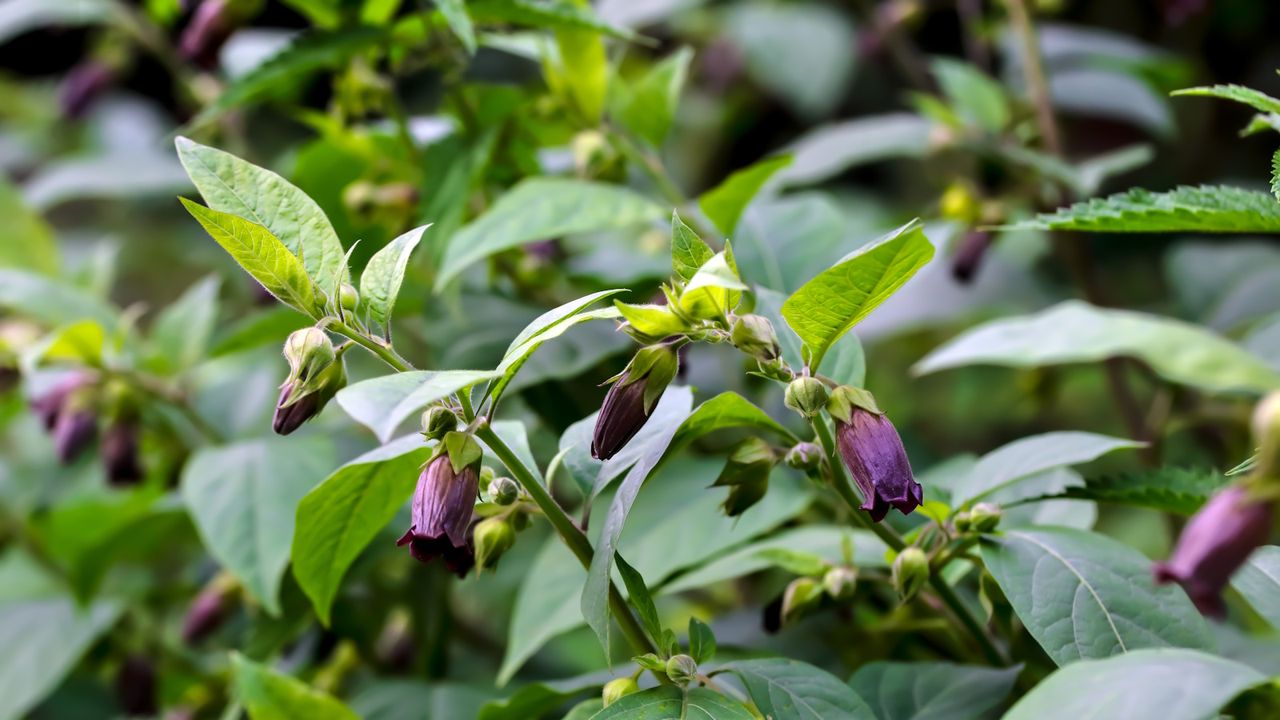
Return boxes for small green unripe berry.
[420,405,458,441]
[784,442,823,471]
[781,576,823,625]
[784,376,829,418]
[665,654,697,687]
[474,517,516,571]
[338,283,359,312]
[283,327,335,381]
[730,314,780,360]
[822,566,857,600]
[892,547,930,602]
[489,477,520,505]
[968,503,1002,533]
[602,677,640,707]
[953,510,973,533]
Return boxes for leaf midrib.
[1012,530,1128,656]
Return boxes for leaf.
[1272,148,1280,202]
[980,527,1213,666]
[915,300,1280,394]
[848,661,1021,720]
[0,176,58,275]
[932,58,1009,132]
[582,387,693,652]
[0,597,120,720]
[489,294,619,403]
[1054,467,1227,515]
[181,436,334,615]
[335,369,501,442]
[718,658,876,720]
[0,0,111,45]
[292,435,432,625]
[1231,545,1280,631]
[147,275,220,374]
[1172,84,1280,115]
[436,177,663,289]
[1006,185,1280,233]
[671,210,714,283]
[615,302,688,338]
[360,225,427,329]
[776,114,933,188]
[678,251,748,318]
[552,25,608,124]
[232,653,359,720]
[781,220,933,369]
[688,618,715,664]
[176,137,347,296]
[193,27,387,125]
[699,155,792,236]
[616,553,662,644]
[616,47,693,147]
[1002,648,1263,720]
[351,680,490,720]
[591,687,753,719]
[479,673,609,720]
[38,320,106,366]
[950,431,1144,508]
[670,392,796,447]
[436,0,477,53]
[0,268,117,328]
[180,198,320,317]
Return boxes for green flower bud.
[713,437,775,516]
[953,510,973,533]
[784,442,823,471]
[730,314,780,360]
[283,327,335,383]
[274,358,346,435]
[781,576,823,625]
[602,677,640,707]
[338,283,359,312]
[892,547,930,602]
[822,566,858,600]
[665,654,697,687]
[488,477,520,506]
[474,517,516,571]
[968,502,1002,532]
[421,405,458,441]
[1252,391,1280,478]
[784,376,829,418]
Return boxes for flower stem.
[476,426,658,658]
[329,320,417,372]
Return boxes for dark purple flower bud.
[182,574,237,644]
[0,366,17,394]
[58,61,116,120]
[52,406,97,465]
[179,0,237,69]
[272,357,346,436]
[102,419,143,486]
[1154,485,1273,618]
[31,373,93,431]
[950,230,993,284]
[591,343,679,460]
[115,654,158,717]
[831,388,922,522]
[396,453,478,577]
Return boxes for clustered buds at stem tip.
[784,442,822,471]
[781,576,823,626]
[823,566,858,600]
[488,476,520,506]
[1154,485,1273,618]
[833,391,923,523]
[784,376,828,418]
[397,452,479,577]
[712,437,775,516]
[730,314,780,360]
[591,341,679,460]
[421,405,458,441]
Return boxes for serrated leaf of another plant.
[1054,467,1227,515]
[1172,84,1280,115]
[1006,185,1280,233]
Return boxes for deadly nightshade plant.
[273,327,347,435]
[396,432,483,577]
[590,339,680,460]
[827,386,924,522]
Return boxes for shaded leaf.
[951,431,1144,508]
[0,597,120,720]
[0,176,58,275]
[1231,545,1280,631]
[1053,467,1227,515]
[616,47,693,147]
[699,155,792,236]
[360,225,427,329]
[847,661,1020,720]
[671,211,714,283]
[1005,186,1280,233]
[0,268,117,328]
[147,275,220,374]
[335,369,501,442]
[232,653,359,720]
[718,658,875,720]
[777,114,932,189]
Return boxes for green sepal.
[442,431,483,475]
[615,301,689,340]
[633,653,666,671]
[826,385,881,423]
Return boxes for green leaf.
[671,392,797,447]
[182,437,334,615]
[335,369,501,442]
[211,306,308,357]
[776,114,933,189]
[1172,84,1280,114]
[591,687,753,719]
[351,680,490,720]
[678,251,748,318]
[616,553,662,644]
[718,658,875,720]
[437,177,663,289]
[699,155,792,236]
[232,653,359,720]
[468,0,638,39]
[671,210,714,283]
[615,302,688,338]
[932,58,1009,132]
[0,176,58,275]
[1231,545,1280,631]
[478,673,607,720]
[360,225,427,329]
[915,300,1280,394]
[0,268,117,328]
[292,435,432,625]
[175,137,347,296]
[754,548,829,576]
[193,27,386,125]
[1003,648,1263,720]
[38,320,106,366]
[0,0,111,46]
[1272,148,1280,202]
[688,618,715,664]
[552,24,608,124]
[146,275,220,374]
[502,288,625,357]
[0,597,121,720]
[848,661,1020,720]
[951,431,1144,507]
[436,0,477,53]
[616,47,693,147]
[980,527,1212,666]
[1006,185,1280,233]
[1054,467,1227,515]
[180,198,320,317]
[781,220,933,369]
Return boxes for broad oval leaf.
[1230,545,1280,630]
[670,391,797,447]
[1003,648,1263,720]
[670,210,714,283]
[698,154,792,236]
[0,597,120,720]
[590,687,753,720]
[335,369,501,442]
[360,225,427,329]
[176,137,347,295]
[847,661,1020,720]
[0,268,118,328]
[781,220,933,370]
[678,251,748,318]
[1005,185,1280,233]
[181,436,334,615]
[615,47,693,148]
[914,300,1280,394]
[951,431,1144,508]
[146,275,221,374]
[0,176,58,274]
[777,114,932,189]
[232,653,359,720]
[180,198,320,317]
[980,527,1212,666]
[718,658,875,720]
[292,435,432,625]
[436,177,663,290]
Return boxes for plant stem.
[810,418,1007,665]
[329,320,417,372]
[476,426,657,658]
[1005,0,1061,155]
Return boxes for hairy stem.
[329,320,417,372]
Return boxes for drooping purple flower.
[115,654,158,717]
[951,230,993,284]
[179,0,238,69]
[182,587,227,645]
[102,420,143,486]
[272,357,345,436]
[52,406,97,464]
[591,343,679,460]
[1154,485,1273,618]
[836,407,923,522]
[58,61,116,120]
[396,454,478,577]
[31,373,92,431]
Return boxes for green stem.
[477,426,657,658]
[329,320,417,372]
[810,418,1007,665]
